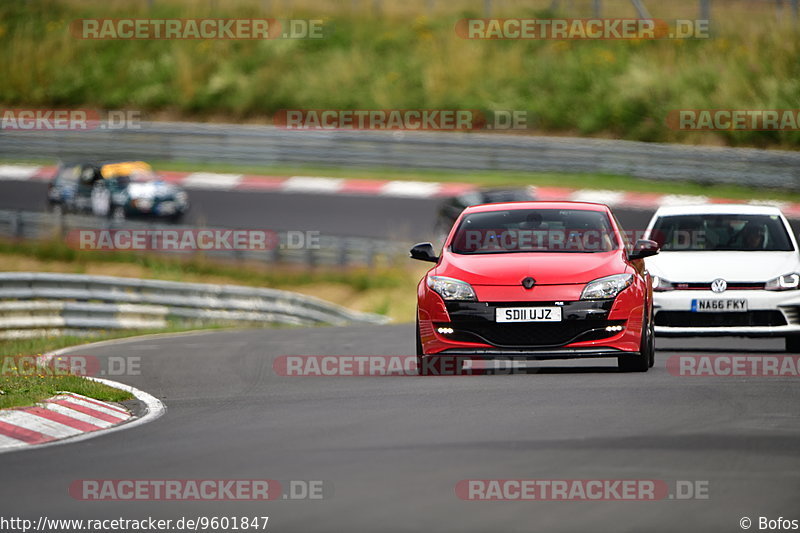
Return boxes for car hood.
[436,250,627,285]
[646,251,800,282]
[127,181,179,199]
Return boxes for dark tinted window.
[481,189,532,203]
[451,209,618,254]
[650,214,794,252]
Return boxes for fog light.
[437,327,454,335]
[605,325,624,333]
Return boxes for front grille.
[442,300,621,348]
[654,311,787,328]
[780,306,800,325]
[442,320,624,348]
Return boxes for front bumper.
[653,289,800,337]
[126,198,188,217]
[419,297,644,356]
[434,346,630,361]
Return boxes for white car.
[643,204,800,352]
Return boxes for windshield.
[451,209,619,254]
[649,214,794,252]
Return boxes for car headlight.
[652,275,674,292]
[765,273,800,291]
[581,273,633,300]
[426,276,477,301]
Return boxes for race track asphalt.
[0,327,797,533]
[0,180,697,241]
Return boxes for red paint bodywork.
[417,201,652,356]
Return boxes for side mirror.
[628,239,660,260]
[410,242,439,263]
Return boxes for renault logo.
[710,278,727,293]
[521,277,536,289]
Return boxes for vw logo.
[521,277,536,289]
[710,278,727,293]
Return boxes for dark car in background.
[47,160,189,222]
[435,187,537,239]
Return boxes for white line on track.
[283,176,344,193]
[183,172,243,189]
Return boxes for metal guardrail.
[0,209,409,268]
[1,121,799,189]
[0,272,389,338]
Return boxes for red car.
[411,201,660,374]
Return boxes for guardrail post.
[483,0,492,17]
[338,240,349,267]
[699,0,710,21]
[269,235,282,264]
[593,0,602,18]
[10,211,22,240]
[56,209,66,239]
[306,242,317,268]
[629,0,652,19]
[366,242,375,267]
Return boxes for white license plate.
[691,299,748,312]
[496,307,562,322]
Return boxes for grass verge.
[2,0,800,148]
[0,238,425,323]
[0,325,234,409]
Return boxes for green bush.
[1,0,799,147]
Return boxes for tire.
[786,335,800,353]
[647,317,656,368]
[109,204,126,222]
[618,310,651,373]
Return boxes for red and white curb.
[0,347,165,455]
[3,164,800,216]
[0,392,131,451]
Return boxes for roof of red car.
[463,201,610,213]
